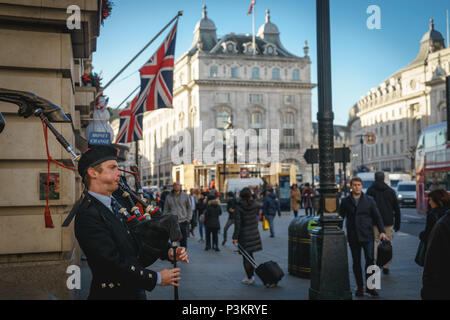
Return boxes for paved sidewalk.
[79,206,424,300]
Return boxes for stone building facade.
[349,19,449,176]
[0,0,102,299]
[122,6,315,190]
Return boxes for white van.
[357,172,390,194]
[389,173,412,191]
[224,178,264,194]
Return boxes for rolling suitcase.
[237,243,284,287]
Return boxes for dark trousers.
[222,218,234,243]
[349,240,375,289]
[205,227,219,249]
[179,221,190,248]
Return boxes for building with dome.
[348,18,450,176]
[123,5,316,191]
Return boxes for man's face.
[173,183,181,192]
[351,181,362,195]
[88,160,120,194]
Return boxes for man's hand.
[379,233,388,241]
[168,247,189,264]
[232,239,238,244]
[160,268,181,287]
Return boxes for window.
[392,141,396,154]
[210,66,218,78]
[216,111,230,130]
[386,142,390,155]
[380,127,383,136]
[252,67,260,79]
[250,94,263,104]
[381,144,384,156]
[392,123,396,135]
[231,67,239,78]
[284,95,293,105]
[399,121,403,133]
[292,69,300,81]
[400,140,404,153]
[386,125,389,136]
[283,113,296,147]
[272,68,280,80]
[250,112,263,135]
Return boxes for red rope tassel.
[41,120,76,228]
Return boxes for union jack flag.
[137,21,178,112]
[115,20,178,143]
[115,95,143,143]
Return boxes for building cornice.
[356,89,430,118]
[180,79,317,90]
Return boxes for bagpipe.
[0,89,183,296]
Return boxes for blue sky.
[93,0,449,126]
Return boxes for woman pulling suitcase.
[232,188,263,285]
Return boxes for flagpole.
[447,10,449,48]
[113,85,140,110]
[98,11,183,98]
[252,3,256,55]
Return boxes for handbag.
[262,216,269,231]
[415,240,426,267]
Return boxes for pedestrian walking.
[339,177,387,297]
[70,146,188,300]
[290,184,301,218]
[189,189,198,237]
[232,187,263,285]
[419,189,450,251]
[163,182,193,249]
[204,195,222,251]
[303,183,314,217]
[263,187,281,238]
[196,192,207,243]
[421,207,450,300]
[366,171,401,275]
[222,191,237,245]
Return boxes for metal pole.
[360,136,364,171]
[309,0,351,300]
[446,76,450,142]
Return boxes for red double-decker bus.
[416,122,450,215]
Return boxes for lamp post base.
[309,216,352,300]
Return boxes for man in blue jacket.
[339,177,387,297]
[263,187,281,238]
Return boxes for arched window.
[252,67,260,79]
[272,68,280,80]
[292,69,300,81]
[231,67,239,78]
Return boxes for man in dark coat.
[222,192,237,245]
[421,210,450,300]
[204,196,222,251]
[232,188,263,285]
[366,172,401,275]
[339,177,387,297]
[71,146,188,300]
[263,188,281,238]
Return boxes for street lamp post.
[309,0,352,300]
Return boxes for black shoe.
[222,240,226,246]
[214,247,220,252]
[382,268,390,275]
[366,288,379,297]
[205,247,210,251]
[270,235,274,238]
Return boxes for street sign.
[240,168,249,178]
[304,147,350,164]
[89,132,111,145]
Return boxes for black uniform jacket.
[339,193,385,243]
[74,192,166,300]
